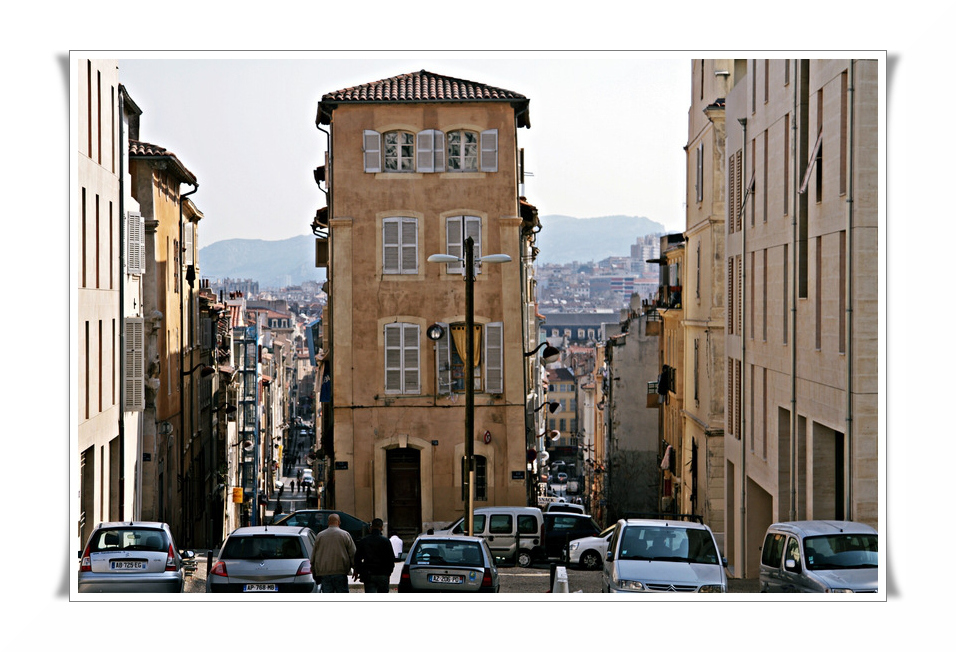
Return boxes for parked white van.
[431,506,544,567]
[759,520,878,593]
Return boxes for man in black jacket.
[352,518,395,593]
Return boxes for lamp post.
[428,236,510,536]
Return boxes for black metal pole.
[465,236,475,537]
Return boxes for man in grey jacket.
[310,513,356,593]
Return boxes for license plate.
[428,574,463,584]
[110,561,145,570]
[243,584,278,592]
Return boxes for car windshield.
[221,535,304,560]
[804,533,878,570]
[618,525,719,564]
[89,528,168,552]
[412,541,484,566]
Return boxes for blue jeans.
[319,574,349,593]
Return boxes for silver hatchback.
[397,535,499,593]
[78,521,186,593]
[206,526,317,593]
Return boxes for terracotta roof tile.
[129,139,197,184]
[318,70,530,127]
[322,69,527,103]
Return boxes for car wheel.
[580,550,601,571]
[517,550,533,568]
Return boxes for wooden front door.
[386,448,422,545]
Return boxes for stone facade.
[722,59,880,578]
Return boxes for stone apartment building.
[313,70,541,538]
[723,59,879,578]
[77,59,129,550]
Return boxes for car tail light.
[398,565,411,591]
[296,560,312,576]
[79,544,92,572]
[481,568,493,588]
[210,561,228,577]
[165,543,177,571]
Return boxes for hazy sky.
[118,54,691,246]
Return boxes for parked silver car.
[206,526,317,593]
[397,534,499,593]
[602,518,727,593]
[78,521,187,593]
[759,520,878,593]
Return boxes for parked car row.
[77,521,191,593]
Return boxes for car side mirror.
[784,558,801,573]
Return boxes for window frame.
[382,217,419,274]
[384,322,421,395]
[383,130,415,172]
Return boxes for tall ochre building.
[312,70,542,540]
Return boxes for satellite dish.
[549,430,561,441]
[241,440,255,451]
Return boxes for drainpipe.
[790,61,799,522]
[845,60,855,518]
[179,181,199,544]
[118,85,127,521]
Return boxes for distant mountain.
[200,235,324,288]
[534,215,667,265]
[199,215,668,287]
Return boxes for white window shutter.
[417,130,434,172]
[434,130,445,171]
[383,219,400,273]
[125,317,145,411]
[384,323,403,392]
[401,218,418,274]
[464,216,482,269]
[435,322,451,395]
[183,223,194,266]
[485,322,503,394]
[446,216,463,274]
[480,129,498,172]
[364,130,382,173]
[127,211,143,275]
[403,323,420,394]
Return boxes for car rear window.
[89,527,168,552]
[412,540,484,566]
[221,535,305,560]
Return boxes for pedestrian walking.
[353,518,395,593]
[389,530,403,560]
[290,479,295,494]
[278,484,284,500]
[310,513,355,593]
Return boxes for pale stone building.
[723,59,879,578]
[314,70,539,539]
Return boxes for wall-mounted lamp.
[525,341,561,364]
[534,401,561,414]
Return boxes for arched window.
[383,131,414,171]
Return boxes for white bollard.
[552,566,569,593]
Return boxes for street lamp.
[428,236,510,537]
[525,341,561,365]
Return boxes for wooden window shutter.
[446,216,463,274]
[485,322,503,394]
[403,323,420,394]
[124,317,144,411]
[416,130,434,172]
[401,218,418,274]
[480,129,498,172]
[127,211,144,275]
[384,323,403,392]
[464,216,481,268]
[363,130,381,173]
[383,219,400,273]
